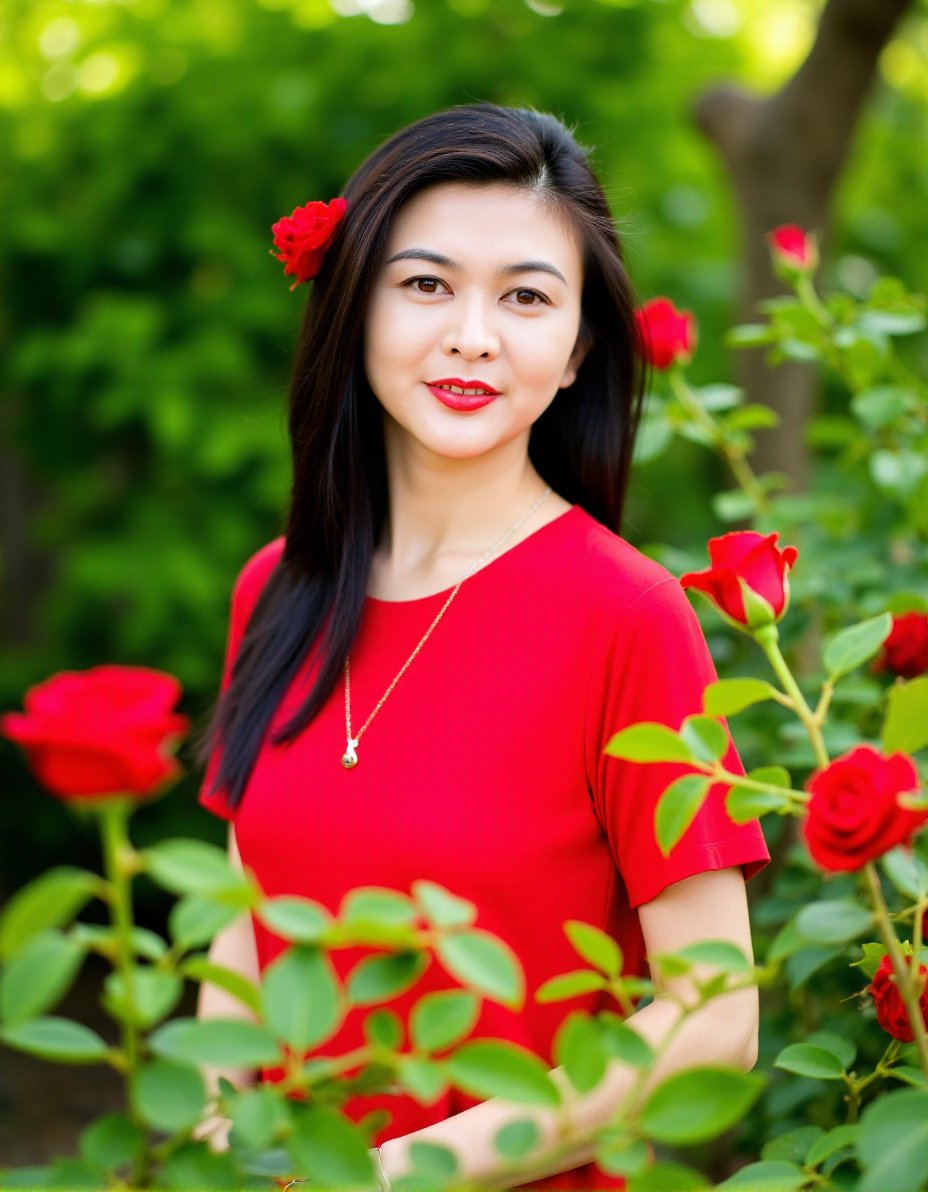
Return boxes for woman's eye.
[512,288,547,307]
[409,277,447,294]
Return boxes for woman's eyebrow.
[384,248,567,285]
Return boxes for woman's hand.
[191,1109,232,1152]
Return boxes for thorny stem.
[863,862,928,1081]
[754,625,830,770]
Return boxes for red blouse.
[199,504,769,1188]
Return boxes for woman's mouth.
[425,380,500,411]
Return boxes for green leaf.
[726,787,787,823]
[412,881,477,929]
[363,1007,403,1051]
[723,404,780,431]
[628,1161,710,1190]
[262,946,342,1050]
[133,1058,206,1132]
[142,839,248,898]
[712,490,759,523]
[159,1141,239,1189]
[716,1160,806,1189]
[0,867,98,958]
[604,723,697,764]
[851,942,885,980]
[674,940,751,971]
[882,846,928,900]
[258,896,331,943]
[288,1103,374,1186]
[396,1055,448,1104]
[534,969,607,1002]
[805,1123,859,1168]
[806,1030,856,1070]
[858,309,926,336]
[680,715,729,764]
[882,677,928,755]
[102,966,182,1029]
[746,765,792,788]
[494,1119,541,1161]
[851,386,911,429]
[857,1089,928,1192]
[408,1141,459,1180]
[725,323,776,348]
[78,1113,145,1171]
[656,774,711,856]
[597,1135,650,1176]
[410,990,479,1053]
[596,1013,654,1067]
[228,1085,289,1149]
[0,1015,109,1065]
[340,886,419,927]
[823,613,893,680]
[796,900,873,946]
[564,921,621,977]
[870,450,928,501]
[774,1043,845,1080]
[638,1066,765,1145]
[445,1040,561,1107]
[169,897,239,950]
[346,950,427,1007]
[761,1125,823,1164]
[554,1010,608,1094]
[150,1016,280,1067]
[703,678,780,717]
[0,929,84,1025]
[179,956,261,1015]
[436,930,523,1009]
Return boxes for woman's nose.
[442,296,500,360]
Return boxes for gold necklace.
[341,486,553,768]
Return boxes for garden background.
[2,0,927,1178]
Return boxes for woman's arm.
[379,867,759,1189]
[191,824,262,1150]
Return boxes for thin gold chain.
[343,486,553,760]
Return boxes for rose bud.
[1,665,188,801]
[766,224,819,277]
[802,745,927,873]
[633,297,697,370]
[679,530,798,631]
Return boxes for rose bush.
[0,666,188,800]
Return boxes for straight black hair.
[192,102,648,812]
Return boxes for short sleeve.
[197,539,284,823]
[587,576,770,908]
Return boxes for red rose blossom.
[872,611,928,679]
[802,746,926,873]
[867,953,928,1043]
[767,224,818,273]
[0,666,188,801]
[679,530,798,629]
[271,197,348,290]
[633,297,697,370]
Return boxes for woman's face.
[363,181,587,466]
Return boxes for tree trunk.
[692,0,912,489]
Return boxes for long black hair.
[193,102,647,812]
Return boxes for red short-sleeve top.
[199,504,769,1188]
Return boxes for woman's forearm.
[380,985,759,1189]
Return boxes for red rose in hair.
[1,666,188,801]
[872,611,928,679]
[802,746,926,873]
[679,530,798,629]
[271,197,348,290]
[633,297,697,370]
[868,953,928,1043]
[767,224,818,273]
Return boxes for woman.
[193,103,769,1189]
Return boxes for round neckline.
[365,503,581,607]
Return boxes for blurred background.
[1,0,927,1165]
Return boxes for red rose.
[802,746,926,873]
[766,224,818,273]
[270,197,348,290]
[679,530,798,629]
[0,666,188,801]
[633,297,697,370]
[868,953,928,1043]
[872,611,928,679]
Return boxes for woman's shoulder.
[564,506,683,615]
[232,535,286,618]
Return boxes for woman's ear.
[559,319,593,390]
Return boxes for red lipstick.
[426,377,500,412]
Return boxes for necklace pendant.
[342,738,359,769]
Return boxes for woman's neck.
[368,458,570,603]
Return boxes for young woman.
[193,103,769,1189]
